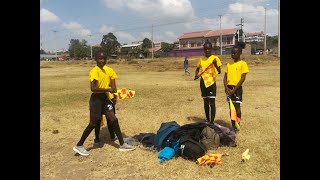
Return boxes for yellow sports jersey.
[89,65,117,92]
[197,55,222,87]
[224,60,249,86]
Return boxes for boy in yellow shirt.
[194,40,222,123]
[73,51,135,156]
[223,44,249,132]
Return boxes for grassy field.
[40,54,280,180]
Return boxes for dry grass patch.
[40,55,280,180]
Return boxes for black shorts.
[226,85,243,104]
[200,77,216,98]
[89,93,114,124]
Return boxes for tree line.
[40,33,278,59]
[40,32,175,59]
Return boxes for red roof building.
[177,28,240,50]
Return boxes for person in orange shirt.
[223,43,249,132]
[194,40,222,124]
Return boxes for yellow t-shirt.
[89,65,117,93]
[224,60,249,86]
[197,55,222,87]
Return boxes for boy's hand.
[212,58,217,67]
[112,97,117,105]
[194,74,200,80]
[226,88,235,95]
[108,87,116,93]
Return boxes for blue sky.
[40,0,279,53]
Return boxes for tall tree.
[142,38,152,49]
[68,39,90,58]
[68,39,80,58]
[161,42,175,52]
[100,33,120,56]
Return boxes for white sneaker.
[73,146,90,156]
[119,143,135,152]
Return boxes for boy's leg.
[74,94,102,155]
[105,111,124,145]
[105,111,135,151]
[93,118,102,145]
[107,103,117,140]
[203,98,210,122]
[234,103,241,126]
[74,117,98,155]
[94,118,101,139]
[209,98,216,123]
[104,100,135,151]
[107,118,116,140]
[76,123,95,147]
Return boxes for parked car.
[255,50,264,55]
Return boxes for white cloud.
[114,31,137,44]
[99,25,115,34]
[103,0,195,21]
[153,31,178,42]
[79,29,92,37]
[140,32,151,40]
[225,3,278,35]
[62,22,92,37]
[234,0,269,5]
[63,22,83,30]
[41,0,279,52]
[40,8,60,23]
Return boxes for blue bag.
[153,121,180,151]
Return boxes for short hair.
[233,42,246,53]
[203,39,212,48]
[95,51,107,60]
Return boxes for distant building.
[121,43,142,49]
[40,53,69,61]
[169,28,242,57]
[153,42,162,48]
[245,31,264,42]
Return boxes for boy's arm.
[212,59,221,74]
[223,72,229,94]
[110,79,118,104]
[194,67,200,80]
[90,80,115,93]
[231,73,247,94]
[110,79,117,92]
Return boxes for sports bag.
[200,126,220,150]
[153,121,180,151]
[179,138,207,161]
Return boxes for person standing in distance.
[194,40,222,124]
[73,51,135,156]
[184,56,190,76]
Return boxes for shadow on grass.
[186,116,206,122]
[85,126,129,151]
[186,117,231,128]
